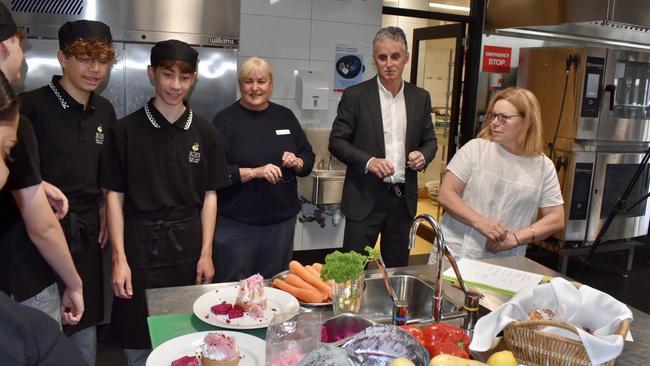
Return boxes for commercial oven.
[518,46,650,243]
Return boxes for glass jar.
[331,274,364,315]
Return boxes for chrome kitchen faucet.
[408,214,480,333]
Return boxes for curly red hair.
[63,38,115,63]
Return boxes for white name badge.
[275,129,291,135]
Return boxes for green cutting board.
[147,312,267,348]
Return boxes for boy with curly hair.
[19,19,117,366]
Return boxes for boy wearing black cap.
[19,19,116,365]
[0,2,85,328]
[100,39,230,363]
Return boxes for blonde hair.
[239,56,273,82]
[477,87,544,156]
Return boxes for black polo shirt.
[20,75,116,201]
[100,99,231,214]
[0,117,56,301]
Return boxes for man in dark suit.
[329,26,437,267]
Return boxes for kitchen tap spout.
[408,214,478,326]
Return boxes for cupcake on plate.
[201,332,240,366]
[235,273,267,312]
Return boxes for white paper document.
[443,258,545,295]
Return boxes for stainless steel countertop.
[146,256,649,365]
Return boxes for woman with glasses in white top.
[428,87,564,261]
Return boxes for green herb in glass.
[321,246,379,314]
[320,246,380,283]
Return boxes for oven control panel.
[580,56,605,118]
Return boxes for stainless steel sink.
[358,274,465,324]
[298,169,345,205]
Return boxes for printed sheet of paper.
[443,258,545,295]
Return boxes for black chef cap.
[0,3,17,42]
[58,20,112,50]
[150,39,198,69]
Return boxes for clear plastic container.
[265,312,322,366]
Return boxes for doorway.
[409,23,465,222]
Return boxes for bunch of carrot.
[272,261,333,303]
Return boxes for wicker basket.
[425,180,440,203]
[503,317,631,366]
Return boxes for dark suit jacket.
[329,76,437,220]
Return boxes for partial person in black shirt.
[0,2,84,327]
[19,20,116,366]
[212,56,314,282]
[0,54,86,366]
[100,39,230,365]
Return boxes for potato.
[389,357,416,366]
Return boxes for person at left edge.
[0,70,86,366]
[100,39,231,366]
[19,19,116,366]
[0,1,84,328]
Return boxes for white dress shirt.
[377,77,407,184]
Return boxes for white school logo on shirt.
[189,142,201,163]
[275,129,290,135]
[95,124,105,144]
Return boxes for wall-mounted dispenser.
[295,69,329,110]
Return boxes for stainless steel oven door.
[586,151,650,242]
[599,49,650,142]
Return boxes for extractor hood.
[486,0,650,49]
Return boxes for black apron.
[59,196,103,336]
[111,207,202,349]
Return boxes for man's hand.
[42,181,68,219]
[112,260,133,299]
[253,163,283,184]
[407,151,425,171]
[195,256,215,284]
[367,158,395,179]
[60,286,84,326]
[476,217,508,242]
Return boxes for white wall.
[239,0,383,250]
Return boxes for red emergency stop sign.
[482,46,511,73]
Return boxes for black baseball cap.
[150,39,198,69]
[58,20,112,50]
[0,3,17,42]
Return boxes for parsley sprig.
[321,246,380,283]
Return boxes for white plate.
[193,286,299,329]
[145,331,265,366]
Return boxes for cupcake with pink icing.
[235,273,267,313]
[200,332,240,366]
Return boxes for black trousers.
[342,189,413,268]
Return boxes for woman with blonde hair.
[428,87,564,260]
[212,56,314,282]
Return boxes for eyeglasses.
[486,112,523,125]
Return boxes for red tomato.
[399,325,425,346]
[432,342,469,359]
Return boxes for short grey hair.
[373,26,408,54]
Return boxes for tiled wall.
[240,0,382,131]
[239,0,383,250]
